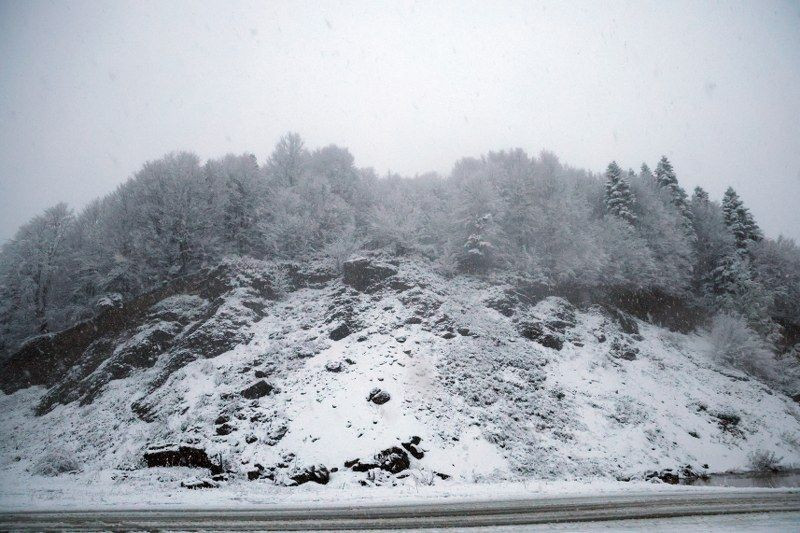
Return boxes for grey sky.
[1,0,799,243]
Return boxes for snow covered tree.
[604,161,636,224]
[654,156,693,238]
[692,186,709,204]
[0,203,74,353]
[265,132,307,187]
[722,187,762,253]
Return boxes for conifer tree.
[722,187,763,252]
[692,186,709,204]
[654,156,693,237]
[604,161,636,224]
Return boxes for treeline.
[1,134,799,361]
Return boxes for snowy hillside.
[1,255,799,500]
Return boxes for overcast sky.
[1,0,799,243]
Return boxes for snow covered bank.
[1,256,799,504]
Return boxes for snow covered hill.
[1,255,799,496]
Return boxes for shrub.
[30,448,82,476]
[708,313,777,381]
[748,450,782,473]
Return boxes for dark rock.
[329,323,351,341]
[434,472,451,480]
[245,434,258,444]
[240,380,273,399]
[457,327,470,336]
[143,444,221,474]
[346,458,379,472]
[401,436,425,459]
[374,446,410,474]
[367,387,391,405]
[290,464,330,485]
[214,414,229,425]
[254,369,269,378]
[518,321,563,350]
[216,423,235,436]
[441,332,457,340]
[405,316,423,325]
[342,257,397,292]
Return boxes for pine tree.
[654,156,693,237]
[604,161,637,224]
[722,187,762,253]
[640,163,653,180]
[692,186,709,204]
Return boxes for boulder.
[143,444,221,474]
[325,360,343,372]
[289,464,330,485]
[241,380,273,399]
[342,257,397,292]
[329,323,351,341]
[367,387,391,405]
[374,446,410,474]
[180,477,219,489]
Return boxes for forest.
[1,134,799,379]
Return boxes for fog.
[1,0,799,243]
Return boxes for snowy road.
[1,489,799,530]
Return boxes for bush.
[30,448,82,476]
[748,450,782,473]
[708,313,777,381]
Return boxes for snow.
[1,258,799,508]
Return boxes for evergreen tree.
[604,161,636,224]
[722,187,763,253]
[654,156,693,238]
[692,186,709,204]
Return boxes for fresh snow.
[1,259,799,508]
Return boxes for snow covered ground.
[1,256,799,508]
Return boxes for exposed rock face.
[342,257,397,292]
[289,464,330,485]
[329,323,351,341]
[518,321,564,350]
[143,444,221,474]
[0,258,282,416]
[241,380,273,399]
[374,446,411,474]
[367,387,391,404]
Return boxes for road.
[1,489,799,530]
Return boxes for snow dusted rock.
[374,446,411,474]
[180,477,219,489]
[288,464,330,485]
[143,444,221,474]
[366,387,391,404]
[517,320,564,350]
[401,436,425,459]
[240,380,274,399]
[329,322,352,341]
[324,360,344,372]
[342,257,397,292]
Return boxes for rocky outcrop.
[240,380,274,399]
[342,257,397,292]
[143,444,222,474]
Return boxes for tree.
[722,187,762,253]
[654,156,693,237]
[604,161,636,224]
[265,132,307,186]
[0,203,73,341]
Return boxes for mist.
[1,0,799,243]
